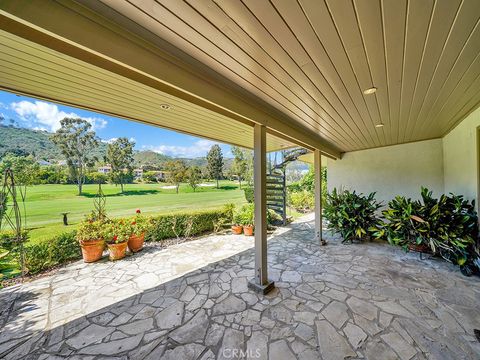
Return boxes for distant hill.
[0,125,108,161]
[132,150,171,169]
[0,125,61,159]
[0,125,229,169]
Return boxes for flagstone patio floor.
[1,214,479,359]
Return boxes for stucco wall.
[443,107,480,209]
[327,139,444,205]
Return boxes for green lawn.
[20,181,246,244]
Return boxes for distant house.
[155,170,169,181]
[133,168,143,179]
[98,165,112,174]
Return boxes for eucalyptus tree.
[206,144,223,189]
[0,154,39,200]
[106,137,135,193]
[230,146,247,189]
[52,118,98,195]
[186,165,202,192]
[165,160,187,194]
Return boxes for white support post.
[248,124,274,294]
[314,149,325,244]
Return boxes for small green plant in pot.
[104,219,130,261]
[128,209,151,253]
[76,220,106,263]
[231,209,243,235]
[239,204,255,236]
[324,188,382,243]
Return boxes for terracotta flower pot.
[231,225,243,235]
[243,225,254,236]
[128,233,145,253]
[80,239,105,263]
[107,242,128,260]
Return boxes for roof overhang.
[0,1,341,158]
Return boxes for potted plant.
[76,220,105,263]
[128,209,150,252]
[104,219,130,260]
[231,210,243,235]
[240,204,254,236]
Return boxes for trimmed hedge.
[1,207,234,276]
[244,187,254,203]
[146,207,233,241]
[24,231,81,274]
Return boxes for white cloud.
[102,137,136,144]
[143,139,218,158]
[102,137,118,144]
[10,100,107,132]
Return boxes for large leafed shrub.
[324,188,382,243]
[373,187,478,267]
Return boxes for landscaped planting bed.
[0,206,234,286]
[324,186,480,276]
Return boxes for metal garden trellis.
[0,168,27,278]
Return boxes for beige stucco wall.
[443,107,480,209]
[327,139,445,205]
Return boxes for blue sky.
[0,90,232,158]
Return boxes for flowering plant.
[76,220,105,243]
[130,210,152,236]
[103,219,131,244]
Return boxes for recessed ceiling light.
[363,87,377,95]
[160,104,171,110]
[375,123,384,128]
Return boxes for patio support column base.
[248,278,275,294]
[251,123,274,294]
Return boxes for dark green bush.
[244,187,254,203]
[324,188,382,243]
[371,195,422,247]
[24,231,81,274]
[4,205,235,276]
[374,187,478,266]
[0,230,28,251]
[146,207,233,241]
[288,190,314,212]
[287,166,327,206]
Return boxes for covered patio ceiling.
[0,1,479,156]
[0,29,293,153]
[0,0,343,157]
[86,0,480,152]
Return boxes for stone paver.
[0,214,479,359]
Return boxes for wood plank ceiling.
[96,0,480,152]
[0,29,294,152]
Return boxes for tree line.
[0,117,254,195]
